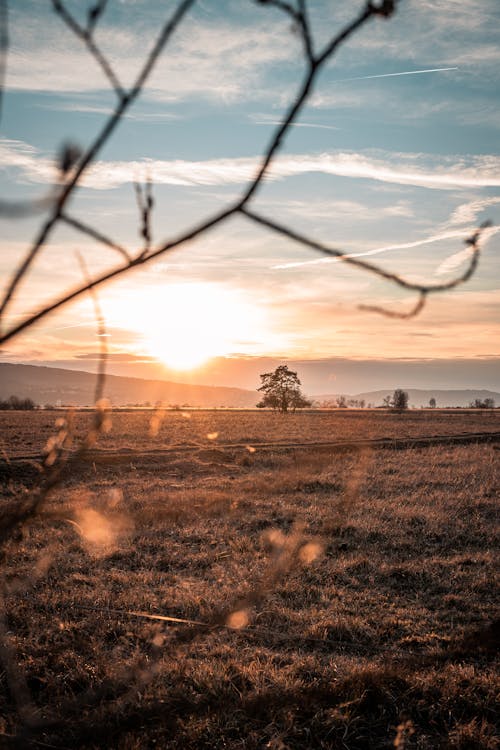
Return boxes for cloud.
[2,138,500,192]
[7,9,296,102]
[446,197,500,227]
[36,99,182,122]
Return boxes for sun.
[105,282,262,370]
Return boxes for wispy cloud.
[2,138,500,192]
[36,99,182,122]
[446,197,500,227]
[8,11,296,102]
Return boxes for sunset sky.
[1,0,499,393]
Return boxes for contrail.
[334,67,458,82]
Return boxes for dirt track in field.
[3,430,499,472]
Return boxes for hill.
[317,388,500,408]
[0,363,257,408]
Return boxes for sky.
[0,0,499,393]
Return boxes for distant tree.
[336,395,348,408]
[470,398,495,409]
[0,395,36,410]
[429,397,436,409]
[257,365,311,413]
[391,389,409,411]
[382,394,392,408]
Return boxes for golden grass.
[1,408,499,457]
[0,412,498,748]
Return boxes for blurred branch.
[51,0,124,98]
[134,177,154,259]
[0,256,109,548]
[75,251,108,408]
[61,212,132,263]
[240,207,491,318]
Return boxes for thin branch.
[360,291,427,319]
[241,1,381,205]
[316,1,397,67]
[75,252,108,407]
[0,262,109,547]
[0,202,235,345]
[51,0,124,98]
[134,177,154,259]
[239,207,491,316]
[297,0,314,62]
[86,0,109,36]
[61,212,132,263]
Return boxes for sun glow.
[105,282,265,370]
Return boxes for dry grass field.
[0,411,499,749]
[1,408,499,458]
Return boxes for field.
[0,411,499,749]
[1,408,499,458]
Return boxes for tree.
[429,397,436,409]
[256,365,311,413]
[470,398,495,409]
[391,389,409,411]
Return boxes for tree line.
[0,395,36,410]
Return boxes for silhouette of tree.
[257,365,311,413]
[429,397,436,408]
[391,388,409,411]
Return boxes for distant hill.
[0,364,258,408]
[317,388,500,408]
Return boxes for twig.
[61,212,132,263]
[75,252,108,408]
[240,207,491,318]
[51,0,124,98]
[134,177,154,259]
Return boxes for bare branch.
[240,207,491,316]
[241,1,382,205]
[297,0,314,62]
[360,292,427,320]
[51,0,125,98]
[255,0,314,62]
[0,203,235,345]
[75,252,108,408]
[61,212,132,263]
[86,0,109,36]
[0,260,109,547]
[134,177,154,259]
